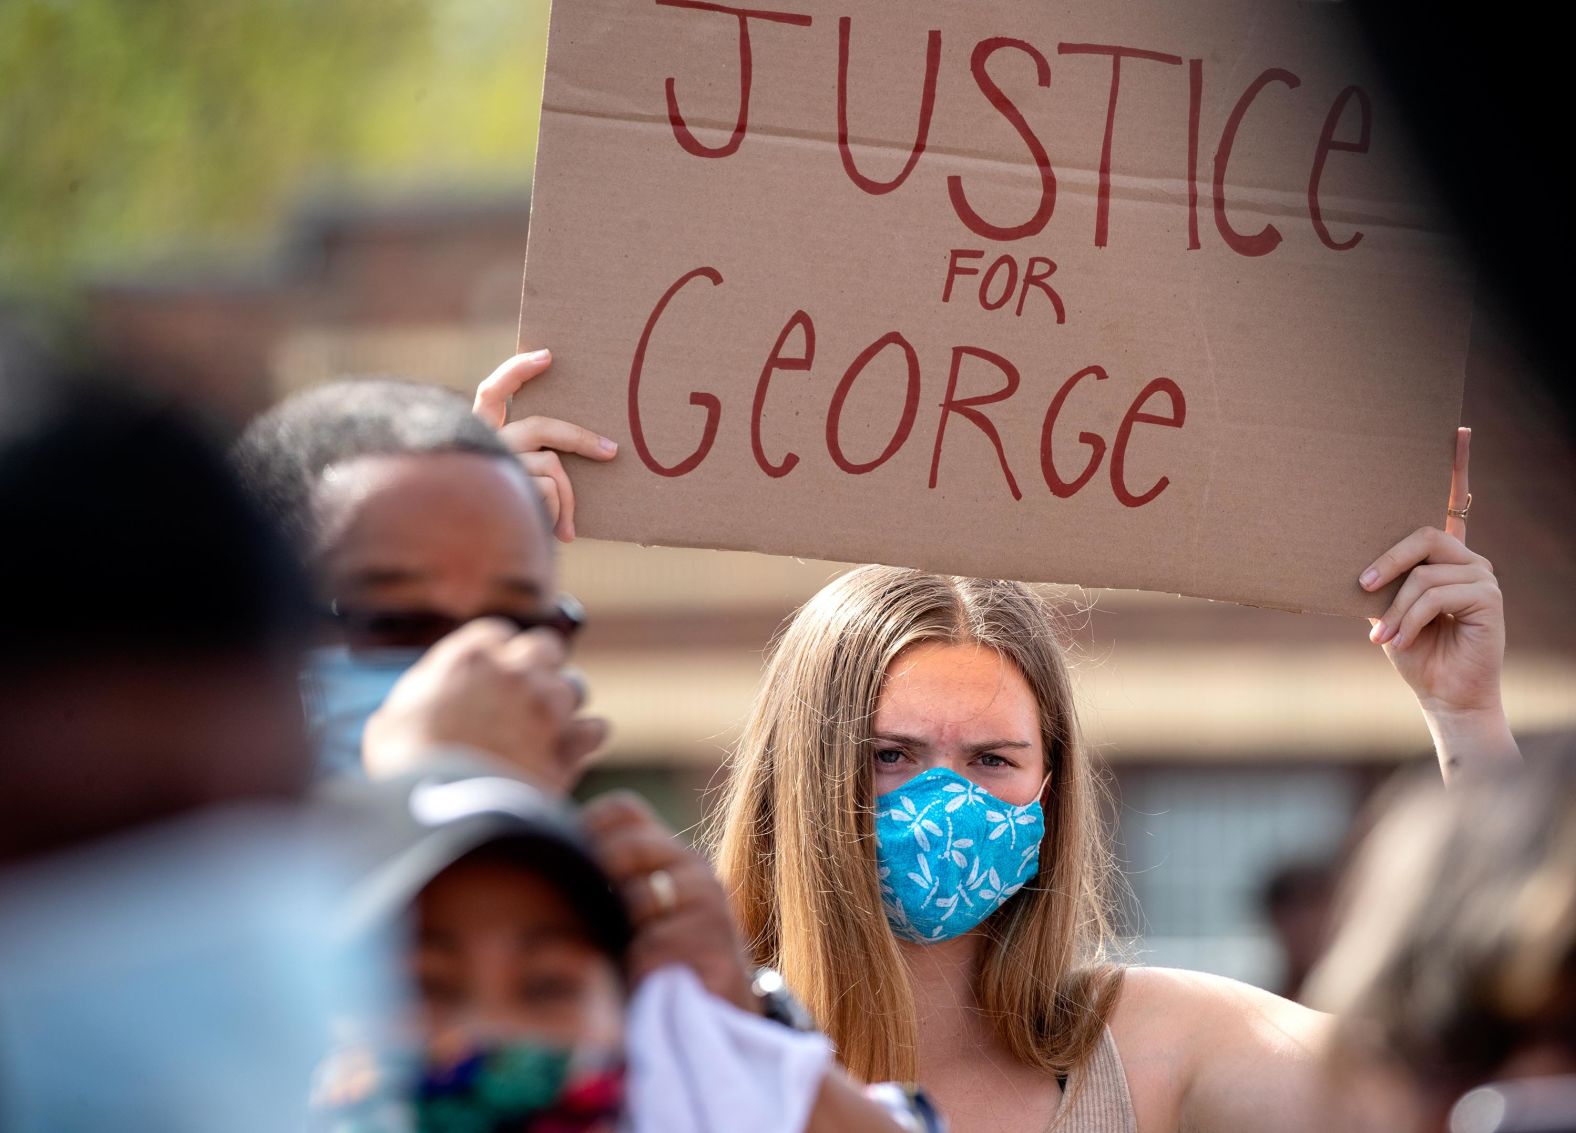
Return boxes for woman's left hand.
[581,792,758,1014]
[1358,428,1518,776]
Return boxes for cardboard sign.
[519,0,1471,615]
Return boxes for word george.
[655,0,1372,255]
[627,266,1187,507]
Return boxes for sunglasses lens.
[331,601,583,652]
[348,612,456,652]
[554,595,586,640]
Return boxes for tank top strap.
[1053,1026,1137,1133]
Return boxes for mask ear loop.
[1033,767,1054,806]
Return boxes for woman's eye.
[976,753,1009,768]
[873,748,905,765]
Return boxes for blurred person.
[232,377,609,782]
[312,761,635,1133]
[1308,737,1576,1133]
[314,758,926,1133]
[0,357,314,861]
[0,348,380,1132]
[1260,857,1339,1003]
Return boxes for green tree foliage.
[0,0,548,289]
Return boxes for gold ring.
[647,868,678,916]
[1447,492,1472,520]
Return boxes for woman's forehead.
[876,642,1038,732]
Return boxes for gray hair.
[233,377,537,551]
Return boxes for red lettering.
[980,255,1018,311]
[659,0,813,159]
[1016,256,1066,321]
[929,346,1023,500]
[628,266,724,477]
[1213,68,1302,257]
[941,248,984,303]
[1110,377,1185,507]
[1039,365,1108,497]
[1058,43,1183,248]
[825,332,921,474]
[947,38,1056,241]
[1308,85,1372,251]
[837,17,941,195]
[1187,58,1203,251]
[750,309,815,478]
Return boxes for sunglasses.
[322,594,585,653]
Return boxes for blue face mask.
[302,645,424,778]
[874,767,1047,944]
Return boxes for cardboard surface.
[519,0,1471,615]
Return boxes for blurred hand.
[582,792,757,1015]
[361,618,607,793]
[473,351,619,542]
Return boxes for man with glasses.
[233,377,601,786]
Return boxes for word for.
[627,267,1187,507]
[941,250,1066,321]
[655,0,1372,255]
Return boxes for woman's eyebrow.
[872,733,1035,753]
[871,731,927,750]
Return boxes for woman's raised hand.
[1358,427,1519,778]
[473,350,619,542]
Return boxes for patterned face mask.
[414,1040,625,1133]
[314,1036,625,1133]
[874,766,1047,943]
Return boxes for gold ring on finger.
[646,868,679,917]
[1447,492,1472,520]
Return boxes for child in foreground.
[313,757,938,1133]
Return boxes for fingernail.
[1369,620,1388,644]
[525,348,550,361]
[598,436,618,455]
[1359,568,1380,590]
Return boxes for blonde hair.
[710,565,1123,1083]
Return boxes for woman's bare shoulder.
[1112,965,1330,1058]
[1104,966,1337,1133]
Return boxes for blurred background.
[5,0,1574,998]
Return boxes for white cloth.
[626,965,833,1133]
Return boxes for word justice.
[627,267,1187,509]
[656,0,1373,255]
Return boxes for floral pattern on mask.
[874,767,1044,943]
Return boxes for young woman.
[478,352,1517,1133]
